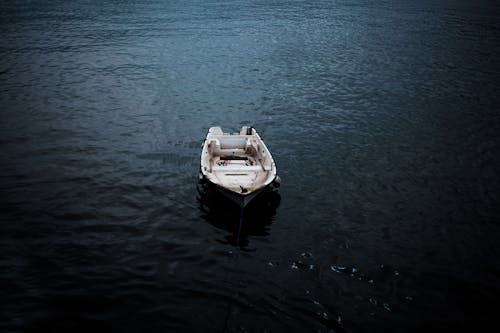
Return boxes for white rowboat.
[200,126,278,207]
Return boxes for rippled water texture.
[1,0,500,332]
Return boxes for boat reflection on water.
[197,181,281,249]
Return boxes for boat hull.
[214,183,264,208]
[198,175,263,208]
[199,126,278,208]
[199,171,274,208]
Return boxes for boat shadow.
[197,182,281,250]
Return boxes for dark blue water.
[1,0,500,331]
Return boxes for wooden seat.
[211,165,264,172]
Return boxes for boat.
[200,126,279,208]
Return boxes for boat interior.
[202,127,275,193]
[205,127,272,172]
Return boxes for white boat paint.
[200,126,277,207]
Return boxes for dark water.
[1,0,500,331]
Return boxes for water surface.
[1,0,500,331]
